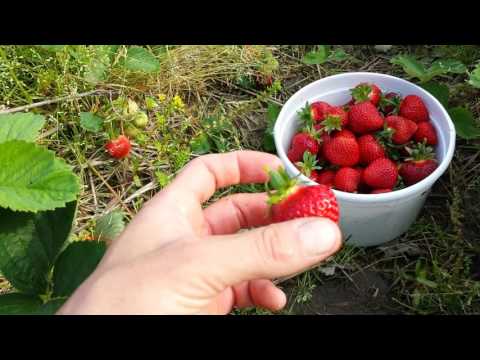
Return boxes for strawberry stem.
[351,84,372,103]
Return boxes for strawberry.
[363,158,398,189]
[323,134,360,167]
[266,167,339,223]
[348,102,384,134]
[105,135,131,159]
[371,188,392,194]
[385,115,418,145]
[287,126,320,163]
[357,134,386,164]
[399,95,429,123]
[355,167,370,193]
[399,143,438,186]
[333,129,356,139]
[334,167,361,193]
[379,92,402,115]
[414,121,438,146]
[310,101,333,122]
[351,83,382,106]
[316,169,336,187]
[317,106,349,133]
[295,152,322,182]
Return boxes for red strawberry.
[371,188,392,194]
[334,129,356,139]
[355,167,370,193]
[316,169,336,187]
[334,167,361,193]
[379,92,402,115]
[399,160,438,186]
[318,106,349,133]
[399,143,438,186]
[317,131,332,157]
[414,121,438,145]
[363,158,398,189]
[399,95,429,123]
[385,116,418,144]
[295,152,322,182]
[266,167,339,223]
[287,128,320,163]
[348,102,384,134]
[105,135,131,159]
[351,83,382,106]
[310,101,333,122]
[323,135,360,167]
[357,134,386,164]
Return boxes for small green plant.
[302,45,348,65]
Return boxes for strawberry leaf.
[468,63,480,88]
[0,201,77,295]
[79,112,104,133]
[263,103,281,152]
[0,293,43,314]
[420,81,450,108]
[93,210,125,243]
[0,141,80,212]
[52,241,106,297]
[391,55,429,82]
[430,59,466,75]
[448,107,480,140]
[190,132,212,155]
[122,46,160,73]
[302,46,330,65]
[0,113,45,144]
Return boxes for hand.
[57,151,342,315]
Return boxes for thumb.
[196,217,342,289]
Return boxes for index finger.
[166,150,283,204]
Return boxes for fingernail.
[298,219,340,257]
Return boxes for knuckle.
[256,225,294,264]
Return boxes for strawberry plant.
[0,112,108,314]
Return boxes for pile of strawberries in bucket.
[286,83,439,194]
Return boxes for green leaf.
[84,60,108,84]
[37,45,66,53]
[0,141,80,212]
[468,64,480,88]
[328,48,348,61]
[421,81,450,108]
[302,46,330,65]
[448,107,480,140]
[123,46,160,73]
[263,103,281,152]
[93,210,125,242]
[79,112,104,133]
[267,103,281,125]
[32,298,66,315]
[430,59,466,74]
[53,241,107,297]
[391,55,429,82]
[190,132,212,155]
[0,201,77,295]
[0,293,43,314]
[0,113,45,144]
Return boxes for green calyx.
[321,114,342,133]
[379,94,401,114]
[405,140,435,161]
[295,152,322,177]
[351,84,372,103]
[265,166,299,205]
[302,124,320,141]
[298,102,314,128]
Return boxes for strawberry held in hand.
[266,167,339,224]
[106,135,131,159]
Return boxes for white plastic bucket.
[274,72,456,247]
